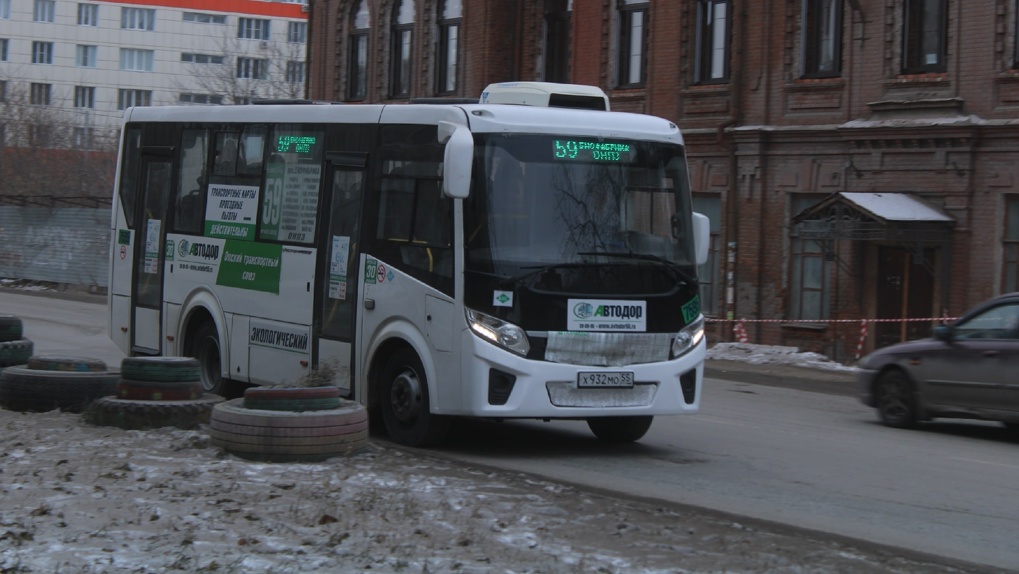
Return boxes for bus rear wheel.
[379,348,450,447]
[587,416,653,442]
[188,321,229,397]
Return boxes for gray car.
[856,292,1019,430]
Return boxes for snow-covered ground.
[706,342,861,372]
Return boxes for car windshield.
[464,133,696,285]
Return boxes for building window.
[77,3,98,25]
[390,0,414,98]
[286,61,305,83]
[238,18,270,40]
[73,127,95,148]
[29,124,52,147]
[179,93,224,104]
[183,12,226,24]
[802,0,842,77]
[118,89,152,109]
[695,0,731,83]
[790,195,830,321]
[0,80,6,102]
[617,0,648,87]
[120,48,154,71]
[543,0,572,83]
[902,0,947,74]
[76,45,97,67]
[0,0,9,19]
[182,53,224,65]
[1004,197,1019,292]
[236,57,267,79]
[74,85,95,108]
[436,0,461,94]
[33,0,54,22]
[0,39,7,62]
[692,195,723,316]
[121,7,155,30]
[288,21,307,43]
[348,0,370,100]
[30,83,51,105]
[32,41,53,64]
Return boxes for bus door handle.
[364,298,375,310]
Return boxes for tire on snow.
[0,315,23,343]
[84,394,225,430]
[209,398,369,462]
[0,366,118,413]
[116,378,206,401]
[27,355,107,372]
[0,339,33,369]
[120,356,201,382]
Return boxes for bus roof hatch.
[479,82,610,111]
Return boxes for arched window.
[348,0,370,100]
[390,0,414,97]
[436,0,461,94]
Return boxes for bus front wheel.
[188,321,227,397]
[587,416,653,442]
[379,348,450,447]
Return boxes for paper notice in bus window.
[143,219,161,274]
[330,236,350,276]
[328,236,350,300]
[205,184,259,241]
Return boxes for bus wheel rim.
[390,370,421,423]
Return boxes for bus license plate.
[578,371,634,388]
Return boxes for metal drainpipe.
[724,0,746,334]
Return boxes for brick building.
[306,0,1019,362]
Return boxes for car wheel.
[379,348,449,447]
[587,416,654,442]
[876,370,916,429]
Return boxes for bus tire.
[84,395,224,430]
[209,398,368,462]
[27,355,107,372]
[116,378,206,401]
[186,321,232,397]
[0,366,118,413]
[0,339,33,368]
[586,416,653,442]
[0,315,23,343]
[121,356,201,382]
[378,348,450,447]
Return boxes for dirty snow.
[0,340,986,574]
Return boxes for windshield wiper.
[577,251,695,285]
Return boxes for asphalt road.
[3,287,1017,572]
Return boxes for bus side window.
[173,129,208,235]
[213,133,239,176]
[237,125,266,176]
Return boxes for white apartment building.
[0,0,308,147]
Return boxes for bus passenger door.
[317,155,366,397]
[130,152,173,354]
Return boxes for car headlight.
[671,315,705,359]
[466,308,530,356]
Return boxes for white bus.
[107,83,710,446]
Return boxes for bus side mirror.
[438,121,472,199]
[692,212,710,266]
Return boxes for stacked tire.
[209,386,368,462]
[85,357,224,430]
[0,315,32,371]
[0,355,117,413]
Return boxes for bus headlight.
[466,309,530,356]
[671,315,705,359]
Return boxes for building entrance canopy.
[792,192,955,243]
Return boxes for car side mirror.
[933,325,953,342]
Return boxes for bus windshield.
[465,133,696,291]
